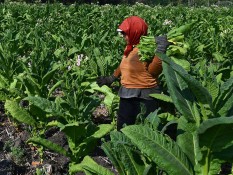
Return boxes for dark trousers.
[117,97,159,130]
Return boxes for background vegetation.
[0,0,233,6]
[0,2,232,175]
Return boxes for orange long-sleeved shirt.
[113,47,162,88]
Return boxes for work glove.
[96,75,116,87]
[155,35,171,54]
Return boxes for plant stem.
[202,149,210,175]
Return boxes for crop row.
[0,3,232,175]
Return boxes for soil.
[0,101,118,175]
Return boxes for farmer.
[97,16,170,130]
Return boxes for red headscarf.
[118,16,148,56]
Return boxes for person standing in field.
[97,16,170,130]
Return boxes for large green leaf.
[59,123,114,161]
[215,77,233,116]
[24,96,63,116]
[161,57,197,122]
[102,131,147,175]
[18,73,41,96]
[102,142,126,175]
[205,81,219,103]
[218,94,233,117]
[42,63,60,85]
[159,53,213,122]
[69,156,114,175]
[176,116,199,165]
[159,53,212,106]
[90,82,119,112]
[0,74,9,88]
[27,137,69,157]
[68,47,79,56]
[198,116,233,156]
[149,93,173,103]
[114,143,145,175]
[88,124,114,139]
[58,122,87,155]
[0,91,8,101]
[122,125,194,175]
[77,124,114,158]
[4,100,36,126]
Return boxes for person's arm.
[113,65,121,78]
[96,66,121,87]
[155,35,171,54]
[147,35,171,77]
[148,56,162,77]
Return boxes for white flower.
[163,19,173,26]
[28,61,32,68]
[76,54,83,66]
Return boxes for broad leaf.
[0,91,8,101]
[149,93,173,103]
[18,73,41,96]
[102,142,126,175]
[215,77,233,116]
[176,116,198,165]
[58,122,87,156]
[0,74,9,88]
[102,131,146,175]
[24,96,63,116]
[68,47,79,56]
[87,124,114,139]
[159,53,213,122]
[122,125,194,175]
[77,124,114,158]
[161,58,197,122]
[69,156,114,175]
[5,100,36,126]
[42,63,60,85]
[159,53,212,106]
[198,116,233,155]
[27,137,69,157]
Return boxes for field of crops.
[0,2,233,175]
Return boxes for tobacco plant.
[4,85,114,174]
[100,54,233,175]
[0,4,232,175]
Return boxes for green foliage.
[149,93,173,103]
[4,99,36,126]
[138,22,194,68]
[69,156,115,175]
[137,36,156,62]
[0,4,232,175]
[102,130,159,175]
[27,137,69,157]
[122,125,194,175]
[27,123,114,163]
[102,54,233,175]
[88,82,120,120]
[158,54,233,174]
[198,117,233,162]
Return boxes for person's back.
[97,16,170,130]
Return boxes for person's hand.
[96,75,116,87]
[155,35,171,54]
